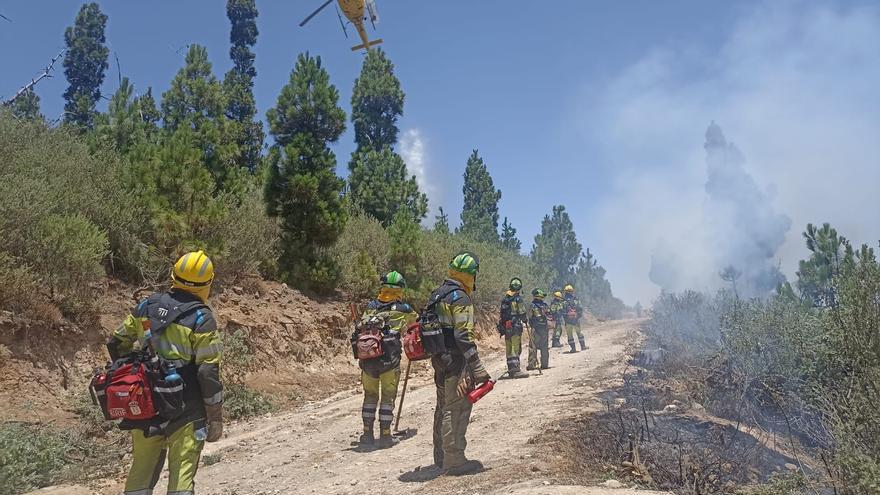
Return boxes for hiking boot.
[376,433,399,449]
[509,369,530,379]
[359,429,375,446]
[444,459,484,476]
[525,365,537,371]
[551,338,562,348]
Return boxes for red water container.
[466,379,496,404]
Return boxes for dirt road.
[94,319,668,495]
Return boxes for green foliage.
[223,0,264,172]
[62,2,108,129]
[459,150,501,244]
[265,53,347,293]
[500,217,521,252]
[648,223,880,493]
[162,44,243,193]
[434,206,451,235]
[350,48,404,151]
[8,89,42,121]
[574,249,626,319]
[211,184,279,282]
[33,213,108,303]
[0,423,69,494]
[333,210,390,298]
[531,205,582,288]
[796,222,853,308]
[388,209,425,291]
[0,111,146,310]
[348,146,427,225]
[224,384,276,420]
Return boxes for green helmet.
[509,277,523,291]
[532,288,546,299]
[381,271,406,288]
[449,252,480,275]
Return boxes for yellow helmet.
[553,291,563,299]
[173,250,214,292]
[564,284,575,293]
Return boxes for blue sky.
[3,1,879,304]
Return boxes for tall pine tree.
[500,217,521,252]
[162,45,241,193]
[265,53,347,292]
[459,150,501,244]
[223,0,264,172]
[347,49,426,225]
[63,2,108,129]
[531,205,582,287]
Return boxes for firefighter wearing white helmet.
[107,250,223,495]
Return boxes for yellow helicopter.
[299,0,383,52]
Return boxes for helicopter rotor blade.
[299,0,334,27]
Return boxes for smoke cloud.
[399,128,440,219]
[581,1,880,304]
[649,122,791,297]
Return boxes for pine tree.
[434,206,450,235]
[531,205,582,288]
[459,150,501,244]
[500,217,521,252]
[223,0,264,172]
[574,248,626,319]
[388,209,424,290]
[62,2,109,129]
[796,222,854,308]
[351,49,404,151]
[347,49,426,224]
[348,147,427,225]
[9,90,42,121]
[265,53,347,292]
[162,45,241,192]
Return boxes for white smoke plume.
[649,122,791,297]
[399,128,439,218]
[583,1,880,304]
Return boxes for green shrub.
[224,384,276,420]
[333,210,390,296]
[0,423,69,494]
[210,184,279,283]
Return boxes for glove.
[205,403,224,442]
[472,365,491,386]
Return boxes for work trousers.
[431,353,473,469]
[361,367,401,432]
[527,325,550,369]
[124,421,203,495]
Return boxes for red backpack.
[356,315,385,360]
[403,322,430,361]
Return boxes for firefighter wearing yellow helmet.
[498,277,529,378]
[352,271,418,449]
[107,251,223,495]
[549,290,566,347]
[562,284,586,352]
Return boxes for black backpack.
[418,285,459,355]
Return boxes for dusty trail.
[111,319,668,495]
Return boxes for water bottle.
[164,362,181,383]
[194,426,208,442]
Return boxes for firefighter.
[526,288,551,370]
[563,284,587,352]
[550,290,566,348]
[498,277,529,378]
[430,252,491,475]
[351,271,418,448]
[107,251,223,495]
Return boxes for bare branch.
[2,48,66,106]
